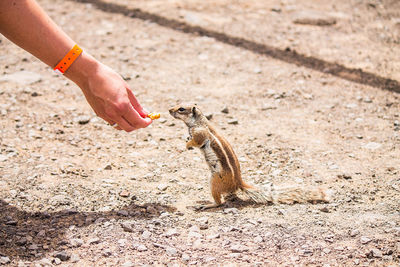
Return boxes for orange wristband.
[53,44,83,74]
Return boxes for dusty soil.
[0,0,399,266]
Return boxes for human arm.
[0,0,152,131]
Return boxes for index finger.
[126,88,148,118]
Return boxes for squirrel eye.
[178,107,185,112]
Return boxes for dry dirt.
[0,0,400,266]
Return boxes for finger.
[122,103,152,129]
[126,88,148,118]
[113,116,136,132]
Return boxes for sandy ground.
[0,0,399,266]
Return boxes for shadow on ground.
[0,199,176,261]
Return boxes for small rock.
[166,247,179,257]
[37,230,46,238]
[53,258,61,265]
[157,184,168,191]
[206,233,220,239]
[370,248,383,258]
[16,237,27,246]
[165,228,179,237]
[349,229,360,237]
[182,253,190,262]
[137,244,147,252]
[102,249,112,257]
[104,164,112,170]
[70,253,80,263]
[142,230,151,239]
[70,238,83,247]
[188,231,202,239]
[360,236,371,244]
[119,190,130,198]
[322,248,331,254]
[227,119,239,125]
[221,107,229,114]
[253,67,262,74]
[28,244,39,250]
[88,238,101,245]
[230,244,249,253]
[320,207,330,213]
[205,113,213,120]
[38,258,53,267]
[117,210,129,216]
[338,174,352,180]
[0,257,10,265]
[254,236,263,243]
[54,251,70,261]
[121,222,134,233]
[75,115,91,125]
[0,155,8,162]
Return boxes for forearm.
[0,0,97,85]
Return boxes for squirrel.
[169,104,332,210]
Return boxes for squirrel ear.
[192,106,197,116]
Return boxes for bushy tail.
[241,182,333,204]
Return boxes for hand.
[75,62,152,132]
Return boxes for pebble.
[0,155,8,162]
[121,222,134,232]
[182,253,191,262]
[50,194,71,206]
[221,107,229,114]
[119,190,130,197]
[142,230,152,239]
[165,228,179,237]
[88,237,101,245]
[70,253,80,263]
[360,236,371,244]
[0,71,42,85]
[117,210,129,216]
[0,257,10,265]
[227,119,239,125]
[370,248,382,258]
[166,247,179,257]
[74,115,91,125]
[54,251,70,261]
[230,244,249,253]
[157,184,169,191]
[28,244,39,250]
[188,231,202,239]
[254,236,263,243]
[102,249,112,257]
[53,258,61,265]
[117,239,127,247]
[137,244,148,252]
[206,233,220,239]
[349,229,360,237]
[38,258,53,266]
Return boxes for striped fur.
[169,105,332,208]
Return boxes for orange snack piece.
[147,113,161,120]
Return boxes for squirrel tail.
[241,182,333,204]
